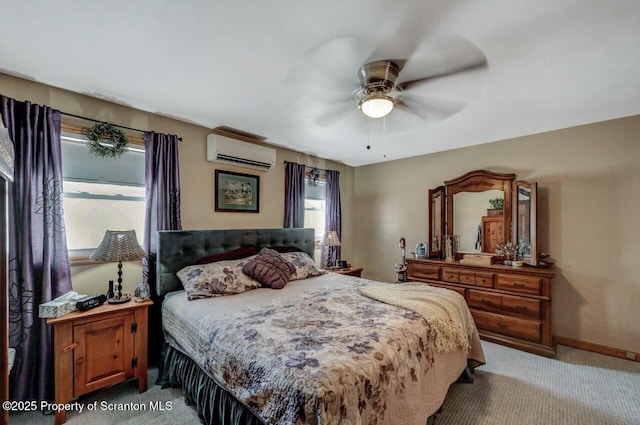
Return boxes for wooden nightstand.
[47,299,152,425]
[331,266,364,278]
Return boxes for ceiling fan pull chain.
[382,116,387,159]
[366,116,372,150]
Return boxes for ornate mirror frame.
[445,170,516,253]
[513,180,538,266]
[428,186,446,258]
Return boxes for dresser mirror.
[428,186,445,258]
[444,170,516,256]
[513,180,538,265]
[453,189,504,252]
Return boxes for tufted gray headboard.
[156,228,316,296]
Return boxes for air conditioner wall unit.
[206,134,276,171]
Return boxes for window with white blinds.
[304,177,326,244]
[60,132,145,257]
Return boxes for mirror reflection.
[431,194,442,251]
[514,181,537,265]
[453,189,503,253]
[430,189,443,254]
[517,186,531,257]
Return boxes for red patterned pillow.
[243,248,296,289]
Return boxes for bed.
[156,228,485,425]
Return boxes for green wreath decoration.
[85,122,129,158]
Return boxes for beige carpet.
[9,371,200,425]
[436,341,640,425]
[10,341,640,425]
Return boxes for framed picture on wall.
[214,170,260,213]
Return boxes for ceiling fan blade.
[395,95,468,122]
[372,105,424,134]
[284,37,371,102]
[310,100,357,128]
[364,2,454,65]
[398,61,487,92]
[285,96,351,126]
[396,35,487,89]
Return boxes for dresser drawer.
[408,263,440,280]
[468,290,541,319]
[475,272,495,288]
[497,273,542,295]
[501,294,541,318]
[442,268,459,283]
[429,282,466,297]
[459,271,475,285]
[467,290,502,313]
[471,309,541,343]
[459,270,494,288]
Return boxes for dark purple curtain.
[142,131,181,289]
[324,170,342,267]
[1,95,72,402]
[142,131,181,365]
[284,161,306,228]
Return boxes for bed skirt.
[157,344,266,425]
[157,343,474,425]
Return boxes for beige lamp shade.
[90,229,146,262]
[320,230,341,247]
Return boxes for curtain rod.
[60,111,182,141]
[283,160,335,174]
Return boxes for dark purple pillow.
[243,248,296,289]
[196,245,258,265]
[268,246,302,254]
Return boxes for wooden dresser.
[407,258,555,357]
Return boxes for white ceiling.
[1,0,639,166]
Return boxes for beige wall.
[354,115,640,353]
[0,73,355,296]
[3,72,638,354]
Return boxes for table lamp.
[320,230,341,269]
[90,229,146,303]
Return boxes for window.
[304,175,326,244]
[61,132,145,259]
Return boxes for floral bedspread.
[163,276,479,425]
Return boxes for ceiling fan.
[285,35,488,133]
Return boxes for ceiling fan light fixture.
[359,94,395,119]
